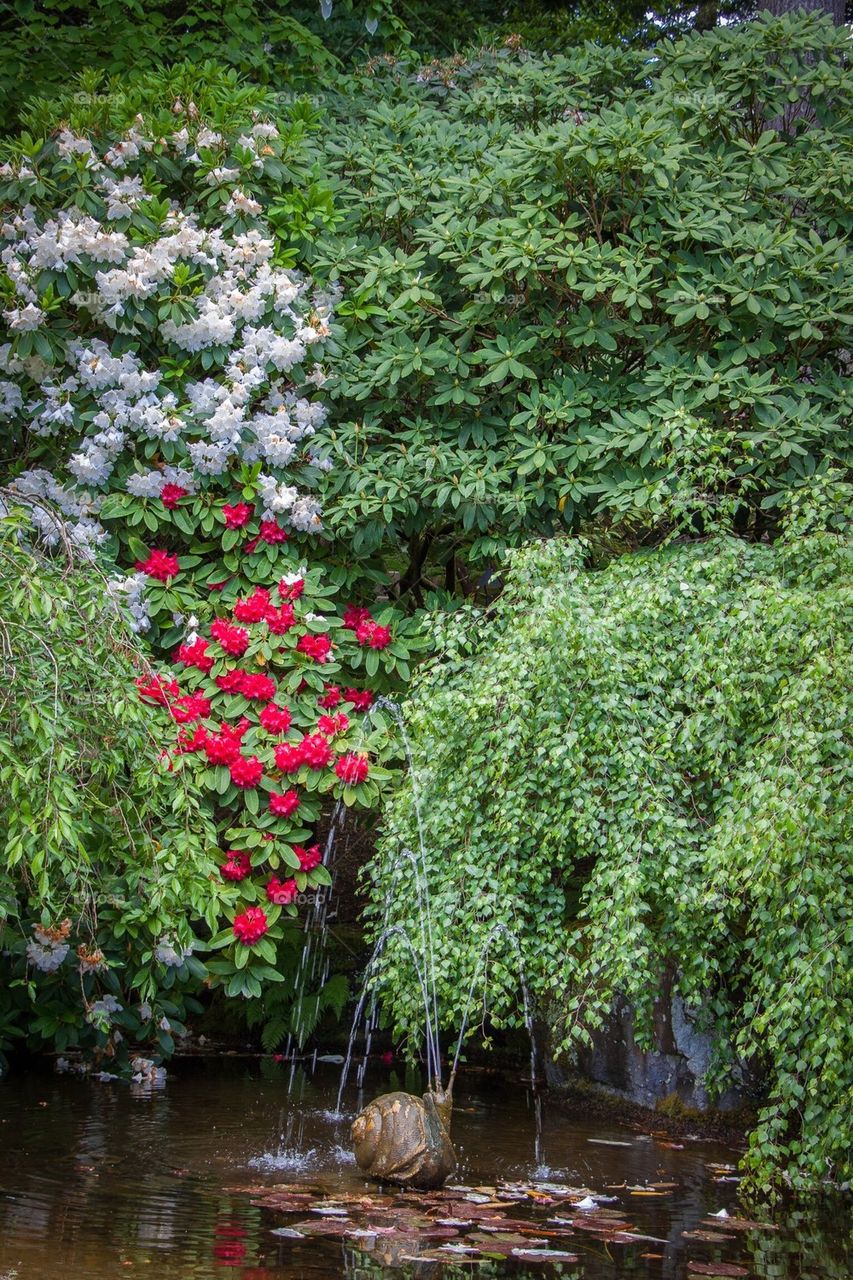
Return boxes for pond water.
[0,1059,848,1280]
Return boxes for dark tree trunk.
[765,0,845,22]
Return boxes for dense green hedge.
[305,11,851,592]
[367,533,853,1192]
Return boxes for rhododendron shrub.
[0,106,422,1005]
[140,562,411,996]
[0,109,336,637]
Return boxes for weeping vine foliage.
[367,535,852,1192]
[0,500,220,1066]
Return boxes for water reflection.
[0,1060,849,1280]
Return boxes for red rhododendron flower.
[234,587,271,623]
[136,674,180,704]
[136,548,179,582]
[240,672,276,701]
[296,843,322,872]
[355,619,392,649]
[221,851,251,882]
[318,684,342,709]
[269,789,300,817]
[175,724,208,754]
[335,753,370,785]
[317,712,349,737]
[216,669,245,694]
[296,632,332,663]
[160,483,188,510]
[170,692,211,723]
[274,742,304,773]
[299,733,333,769]
[232,906,268,945]
[344,687,373,711]
[265,602,296,635]
[278,576,305,602]
[259,518,288,544]
[229,755,264,789]
[204,732,242,766]
[223,502,253,528]
[259,702,292,734]
[266,876,298,905]
[343,605,372,631]
[176,637,214,673]
[210,616,249,657]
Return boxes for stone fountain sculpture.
[351,1081,456,1189]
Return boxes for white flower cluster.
[8,465,108,554]
[26,925,70,973]
[87,994,124,1027]
[107,571,152,634]
[131,1056,166,1087]
[0,115,337,609]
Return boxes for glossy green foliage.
[368,533,853,1191]
[307,12,852,588]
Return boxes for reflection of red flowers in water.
[213,1218,248,1265]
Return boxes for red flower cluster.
[259,702,292,734]
[317,712,349,737]
[210,616,250,656]
[266,876,298,905]
[279,576,305,601]
[259,518,288,544]
[296,843,322,872]
[136,548,179,581]
[234,587,271,622]
[223,502,253,528]
[133,539,400,961]
[233,906,268,944]
[216,670,277,700]
[203,724,246,765]
[177,637,214,673]
[318,684,341,708]
[170,692,211,723]
[343,605,372,630]
[230,755,264,789]
[335,753,370,785]
[273,742,303,773]
[136,673,179,704]
[356,619,392,649]
[161,483,188,510]
[269,789,300,817]
[233,587,296,635]
[297,632,332,663]
[221,851,251,881]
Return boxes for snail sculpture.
[351,1082,456,1189]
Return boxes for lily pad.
[687,1263,750,1277]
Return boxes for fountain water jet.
[345,702,543,1188]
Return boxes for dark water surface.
[0,1060,848,1279]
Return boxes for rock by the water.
[351,1085,456,1189]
